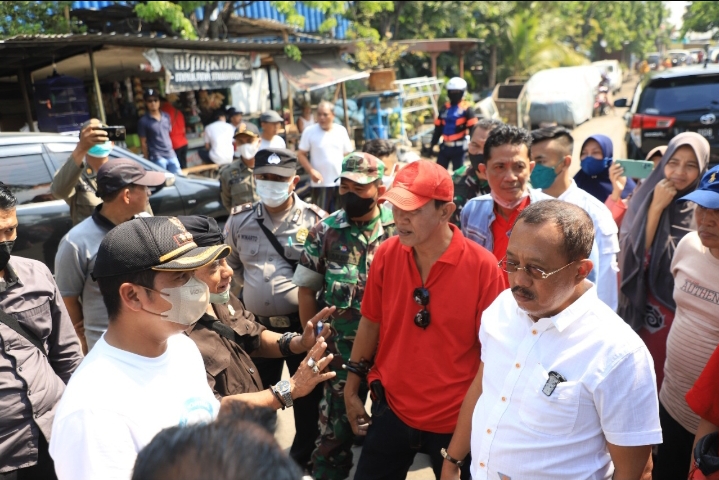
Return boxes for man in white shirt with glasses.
[440,199,661,480]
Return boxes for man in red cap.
[343,160,507,480]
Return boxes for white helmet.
[446,77,467,91]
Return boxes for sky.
[665,1,688,29]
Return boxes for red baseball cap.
[379,160,453,210]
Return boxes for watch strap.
[440,448,465,467]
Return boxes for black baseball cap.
[260,110,283,123]
[234,122,259,139]
[93,216,230,279]
[254,148,298,177]
[225,106,243,118]
[96,158,166,198]
[144,88,160,100]
[177,216,224,247]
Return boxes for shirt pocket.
[519,364,580,436]
[324,263,358,310]
[12,300,52,350]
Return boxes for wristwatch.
[440,448,465,467]
[272,380,293,409]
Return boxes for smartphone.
[102,126,127,142]
[614,159,654,179]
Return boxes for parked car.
[709,47,719,64]
[666,49,694,67]
[0,132,226,273]
[526,66,601,129]
[615,64,719,165]
[592,60,623,93]
[646,52,661,71]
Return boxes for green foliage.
[354,39,407,70]
[682,1,719,38]
[0,1,83,37]
[284,44,302,61]
[134,1,198,39]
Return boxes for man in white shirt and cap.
[441,200,661,480]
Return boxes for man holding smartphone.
[52,119,113,225]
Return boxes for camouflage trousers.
[311,317,368,480]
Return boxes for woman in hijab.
[574,134,637,203]
[617,132,710,390]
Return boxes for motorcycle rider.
[429,77,477,173]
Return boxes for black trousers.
[0,435,57,480]
[254,353,323,471]
[354,396,472,480]
[436,144,466,173]
[174,145,188,169]
[653,401,695,480]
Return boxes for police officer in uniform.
[430,77,477,173]
[219,123,260,213]
[224,148,326,470]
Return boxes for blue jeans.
[354,394,472,480]
[153,155,182,174]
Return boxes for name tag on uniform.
[241,234,258,242]
[296,227,309,244]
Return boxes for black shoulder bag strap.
[255,218,299,272]
[197,316,245,347]
[0,308,47,356]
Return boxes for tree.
[0,1,82,37]
[682,1,719,38]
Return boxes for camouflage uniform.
[450,164,490,228]
[218,159,258,213]
[292,153,397,480]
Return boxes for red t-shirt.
[686,343,719,426]
[160,102,188,149]
[492,197,531,283]
[363,224,508,433]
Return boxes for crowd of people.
[1,76,719,480]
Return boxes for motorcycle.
[593,86,610,117]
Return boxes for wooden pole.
[341,81,350,133]
[288,82,294,125]
[18,68,37,132]
[430,53,440,78]
[275,67,285,112]
[88,47,106,124]
[458,48,465,78]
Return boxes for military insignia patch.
[296,227,309,244]
[268,153,281,164]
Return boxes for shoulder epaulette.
[307,203,329,219]
[230,202,254,216]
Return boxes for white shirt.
[554,180,620,310]
[471,287,661,480]
[259,135,286,150]
[298,123,352,187]
[50,334,220,480]
[203,120,236,165]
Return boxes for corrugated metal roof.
[71,1,350,39]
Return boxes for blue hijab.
[574,134,636,203]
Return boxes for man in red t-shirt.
[343,160,507,480]
[687,343,719,478]
[160,98,189,169]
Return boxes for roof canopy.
[274,53,368,91]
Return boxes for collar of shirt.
[515,281,597,333]
[91,204,117,231]
[0,261,21,292]
[557,180,579,201]
[400,223,466,267]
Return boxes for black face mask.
[469,152,484,172]
[448,90,464,105]
[340,192,376,219]
[0,240,14,271]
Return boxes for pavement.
[273,75,639,480]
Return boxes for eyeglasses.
[413,287,430,329]
[498,255,575,280]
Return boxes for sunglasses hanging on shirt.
[413,287,430,329]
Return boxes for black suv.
[0,133,226,272]
[616,64,719,164]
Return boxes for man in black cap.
[138,88,182,174]
[259,110,286,150]
[55,158,166,353]
[49,216,336,480]
[218,123,261,212]
[225,106,245,129]
[224,148,327,470]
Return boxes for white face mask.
[239,143,258,160]
[255,179,292,208]
[144,276,210,326]
[490,189,529,211]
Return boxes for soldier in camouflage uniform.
[293,152,397,480]
[450,118,503,228]
[219,123,260,212]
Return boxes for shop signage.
[150,49,252,92]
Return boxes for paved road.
[274,76,639,480]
